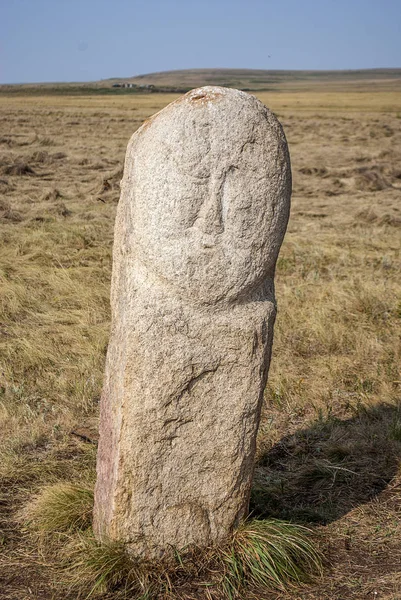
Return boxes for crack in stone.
[176,366,219,403]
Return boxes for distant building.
[111,82,138,89]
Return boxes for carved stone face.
[124,87,291,304]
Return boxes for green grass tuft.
[23,482,94,533]
[61,532,185,599]
[62,533,141,598]
[221,519,322,596]
[390,419,401,441]
[23,481,322,598]
[54,518,322,599]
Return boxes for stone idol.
[93,86,291,558]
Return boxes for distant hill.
[120,68,401,91]
[2,68,401,95]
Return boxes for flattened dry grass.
[0,88,400,598]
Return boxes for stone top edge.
[136,86,265,134]
[183,86,255,104]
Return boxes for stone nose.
[194,178,224,236]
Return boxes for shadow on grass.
[251,402,401,525]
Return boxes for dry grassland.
[0,87,400,599]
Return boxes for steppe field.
[0,82,400,599]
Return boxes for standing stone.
[93,86,291,558]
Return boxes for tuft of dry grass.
[18,479,322,599]
[22,482,94,533]
[61,534,140,599]
[37,520,322,599]
[221,519,322,597]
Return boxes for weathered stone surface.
[93,86,291,557]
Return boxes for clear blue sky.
[1,0,400,84]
